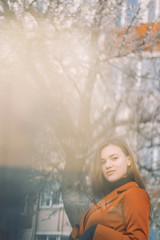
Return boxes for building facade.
[22,189,72,240]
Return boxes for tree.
[0,0,160,238]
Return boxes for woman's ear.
[127,156,131,166]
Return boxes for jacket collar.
[97,181,138,207]
[117,181,138,193]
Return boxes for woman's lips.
[106,170,115,175]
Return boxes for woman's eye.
[112,156,118,161]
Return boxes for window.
[115,0,122,27]
[148,0,155,23]
[126,0,139,23]
[110,64,122,100]
[52,191,62,206]
[40,191,52,208]
[141,57,160,94]
[138,57,160,171]
[40,190,63,208]
[110,58,137,101]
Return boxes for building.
[22,188,72,240]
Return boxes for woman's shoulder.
[120,182,150,204]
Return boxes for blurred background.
[0,0,160,239]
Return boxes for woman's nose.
[104,160,112,168]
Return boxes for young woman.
[69,138,150,240]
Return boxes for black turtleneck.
[94,175,134,202]
[102,175,133,196]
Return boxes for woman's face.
[100,144,131,182]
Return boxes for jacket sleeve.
[70,224,97,240]
[69,224,80,239]
[92,189,150,240]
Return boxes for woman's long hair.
[91,137,145,196]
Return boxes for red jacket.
[71,182,150,240]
